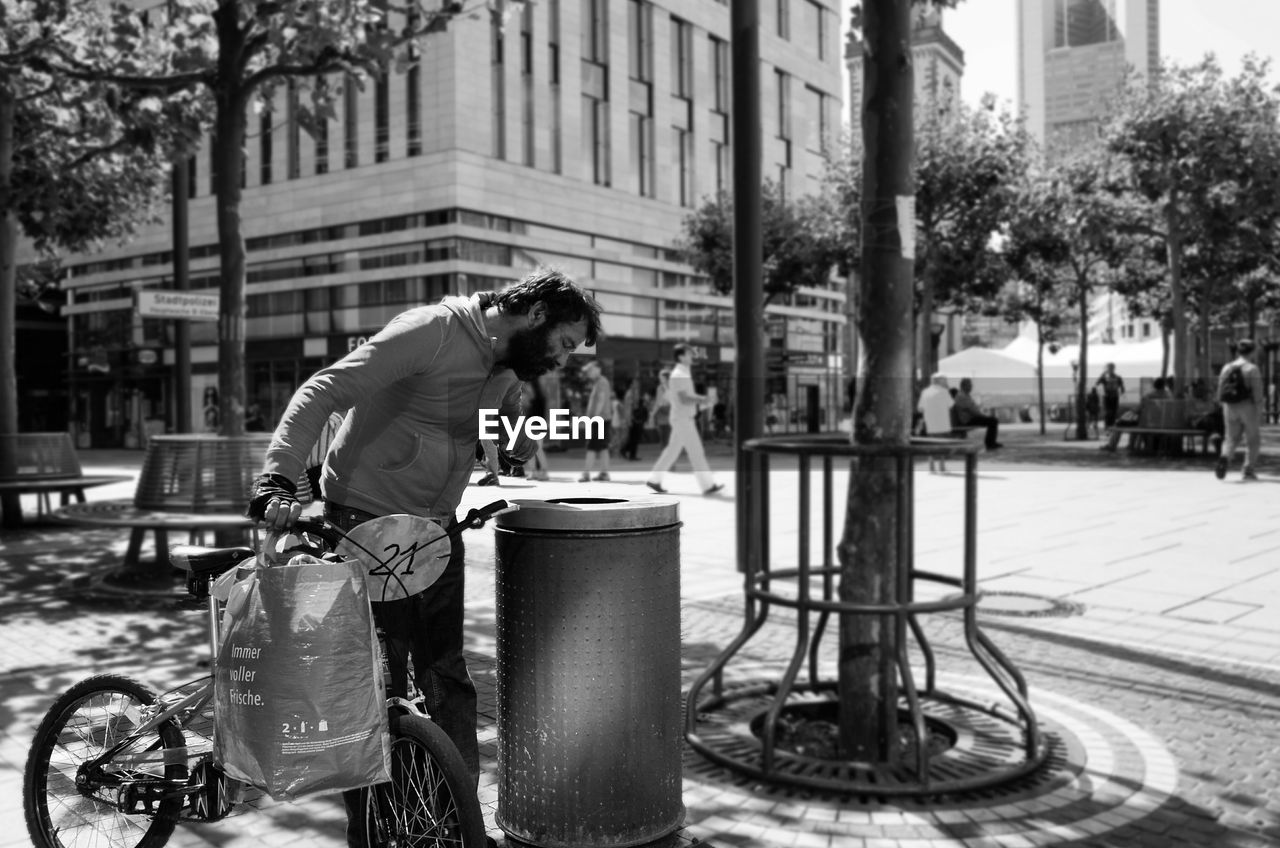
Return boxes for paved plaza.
[1,425,1278,847]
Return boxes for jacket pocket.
[379,434,423,473]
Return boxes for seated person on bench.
[952,378,1002,450]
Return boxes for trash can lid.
[495,497,680,532]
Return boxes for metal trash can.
[494,497,683,848]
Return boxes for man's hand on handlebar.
[246,472,303,531]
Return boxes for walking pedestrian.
[621,379,646,460]
[579,359,612,482]
[1214,338,1265,481]
[646,344,724,495]
[648,369,671,445]
[244,268,602,848]
[523,378,551,480]
[1095,363,1126,429]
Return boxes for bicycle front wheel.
[358,712,486,848]
[24,674,187,848]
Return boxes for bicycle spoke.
[27,678,185,848]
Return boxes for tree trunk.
[1199,299,1212,391]
[213,3,248,437]
[0,85,23,526]
[838,0,914,764]
[1076,286,1089,441]
[1160,313,1172,379]
[1166,196,1188,390]
[917,261,936,389]
[1036,327,1046,436]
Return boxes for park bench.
[53,434,312,575]
[1104,398,1215,456]
[0,432,131,527]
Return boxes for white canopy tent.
[1001,337,1172,386]
[935,346,1071,404]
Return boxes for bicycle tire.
[24,674,187,848]
[356,711,486,848]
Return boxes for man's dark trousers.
[966,414,1000,449]
[327,503,478,847]
[1103,394,1120,429]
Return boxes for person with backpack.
[1214,338,1266,481]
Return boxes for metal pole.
[169,0,192,434]
[731,0,763,576]
[172,158,191,433]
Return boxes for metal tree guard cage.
[684,435,1049,796]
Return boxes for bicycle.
[22,499,514,848]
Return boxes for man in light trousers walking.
[646,344,723,496]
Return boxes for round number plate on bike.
[335,514,452,602]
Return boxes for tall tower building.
[1018,0,1159,157]
[32,1,847,447]
[844,5,966,132]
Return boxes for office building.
[36,1,845,447]
[1017,0,1159,157]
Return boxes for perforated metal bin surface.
[494,497,683,848]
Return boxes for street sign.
[135,290,219,321]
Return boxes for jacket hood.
[440,292,496,359]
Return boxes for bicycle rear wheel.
[24,674,188,848]
[357,712,486,848]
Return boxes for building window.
[775,69,791,139]
[187,154,197,198]
[521,3,534,166]
[631,113,653,197]
[344,77,358,168]
[580,0,608,185]
[582,0,607,62]
[582,95,610,186]
[670,16,692,98]
[491,8,506,160]
[286,81,300,179]
[549,0,562,173]
[803,0,826,60]
[374,71,390,163]
[406,66,422,157]
[629,0,652,82]
[259,110,272,185]
[1053,0,1119,49]
[674,126,692,207]
[777,0,790,40]
[712,139,729,194]
[710,35,729,113]
[804,85,827,154]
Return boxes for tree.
[1000,181,1073,434]
[1105,56,1280,388]
[46,0,487,435]
[680,179,845,307]
[1,0,199,525]
[914,95,1030,381]
[1017,154,1137,440]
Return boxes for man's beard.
[501,322,561,381]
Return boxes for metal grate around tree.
[684,435,1049,796]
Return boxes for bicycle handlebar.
[267,499,515,562]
